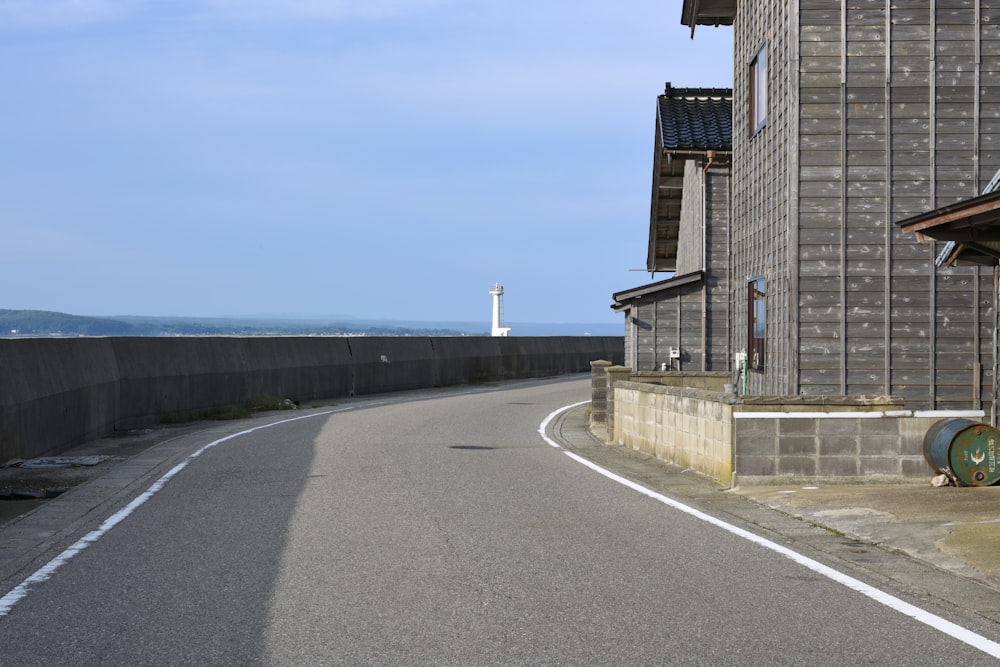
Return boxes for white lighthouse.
[490,283,511,337]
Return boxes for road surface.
[1,376,998,664]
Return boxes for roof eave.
[681,0,737,37]
[611,271,705,309]
[897,189,1000,266]
[896,189,1000,236]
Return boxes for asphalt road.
[1,376,999,665]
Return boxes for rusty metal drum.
[923,418,1000,486]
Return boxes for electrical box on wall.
[669,347,680,359]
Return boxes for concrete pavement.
[734,482,1000,588]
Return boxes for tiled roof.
[658,83,732,152]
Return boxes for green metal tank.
[923,418,1000,487]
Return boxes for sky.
[2,0,732,327]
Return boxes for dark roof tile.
[658,83,732,152]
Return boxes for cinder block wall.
[605,375,985,487]
[613,382,735,486]
[732,412,959,485]
[1,335,624,462]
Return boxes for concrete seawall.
[0,336,623,461]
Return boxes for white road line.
[0,382,576,619]
[538,401,1000,660]
[0,382,519,618]
[536,400,589,447]
[0,408,341,618]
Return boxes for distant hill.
[0,310,479,338]
[0,310,143,336]
[0,310,622,338]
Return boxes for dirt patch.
[0,425,194,528]
[0,458,120,499]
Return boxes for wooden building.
[897,172,1000,420]
[618,0,999,414]
[612,85,733,372]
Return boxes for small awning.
[896,189,1000,266]
[611,271,703,312]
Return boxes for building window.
[748,276,765,372]
[749,43,766,135]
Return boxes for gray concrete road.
[1,376,999,664]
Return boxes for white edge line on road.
[538,401,1000,660]
[0,408,344,618]
[536,400,589,447]
[0,380,539,617]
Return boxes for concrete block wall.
[0,335,624,462]
[602,371,987,486]
[732,411,982,485]
[612,381,735,486]
[630,371,732,391]
[589,361,611,429]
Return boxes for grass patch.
[204,405,255,421]
[160,396,300,425]
[246,395,295,412]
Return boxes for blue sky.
[2,1,732,326]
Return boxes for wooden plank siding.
[733,0,797,395]
[676,160,706,274]
[654,280,705,371]
[731,0,996,411]
[619,159,732,373]
[632,298,658,371]
[704,161,733,369]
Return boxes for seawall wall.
[0,336,623,461]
